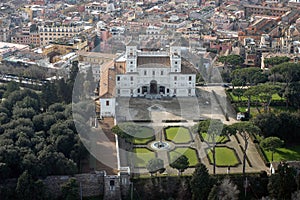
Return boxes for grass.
[237,106,296,118]
[169,147,199,167]
[201,132,229,143]
[165,127,192,143]
[263,145,300,162]
[207,147,240,167]
[133,148,156,168]
[132,126,155,145]
[229,92,284,102]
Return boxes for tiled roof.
[99,60,125,98]
[99,61,116,98]
[77,51,117,59]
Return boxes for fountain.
[151,141,170,150]
[148,104,173,151]
[150,129,172,151]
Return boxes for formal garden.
[164,126,193,143]
[133,148,156,168]
[131,126,155,145]
[221,60,300,167]
[127,123,246,173]
[169,147,199,167]
[200,132,230,143]
[206,146,240,167]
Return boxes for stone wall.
[1,171,131,199]
[43,171,106,198]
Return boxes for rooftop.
[137,56,171,67]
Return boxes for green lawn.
[229,92,284,102]
[165,127,192,143]
[207,147,240,167]
[263,145,300,162]
[133,148,156,168]
[169,147,199,167]
[132,126,155,145]
[201,132,229,143]
[237,106,296,118]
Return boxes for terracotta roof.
[99,61,116,98]
[137,56,170,67]
[77,51,117,59]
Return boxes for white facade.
[115,45,196,97]
[100,98,116,117]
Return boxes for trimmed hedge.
[255,143,269,167]
[162,119,188,123]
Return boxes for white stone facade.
[100,98,116,117]
[115,45,196,97]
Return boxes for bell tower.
[170,46,181,73]
[126,42,137,73]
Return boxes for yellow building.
[42,36,89,62]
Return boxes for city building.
[38,24,85,46]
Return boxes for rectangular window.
[130,76,133,81]
[153,71,155,75]
[106,101,109,106]
[144,70,147,75]
[161,71,163,75]
[189,76,192,81]
[174,76,177,81]
[117,89,120,94]
[117,76,120,81]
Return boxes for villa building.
[98,42,198,118]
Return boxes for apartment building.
[38,24,85,46]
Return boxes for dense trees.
[264,56,290,67]
[218,55,244,67]
[260,137,284,161]
[170,155,189,176]
[39,61,89,109]
[268,162,297,199]
[253,112,300,143]
[244,83,280,114]
[190,163,212,200]
[16,171,47,200]
[208,178,240,200]
[0,87,88,181]
[231,67,267,87]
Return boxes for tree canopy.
[190,163,212,200]
[170,155,189,175]
[218,55,244,66]
[260,137,284,161]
